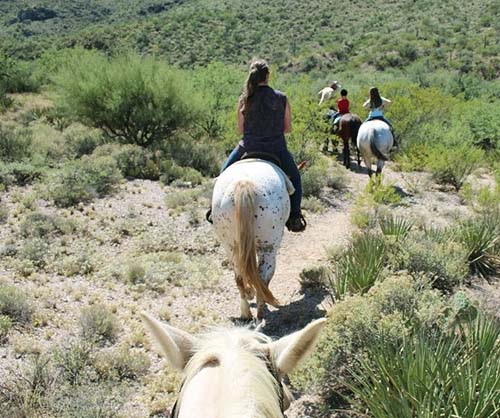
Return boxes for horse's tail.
[369,129,389,161]
[234,180,279,307]
[349,116,362,148]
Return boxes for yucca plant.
[378,215,414,241]
[456,217,500,278]
[329,234,387,300]
[348,315,500,418]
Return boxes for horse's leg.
[256,250,277,321]
[235,274,252,319]
[363,156,373,176]
[343,138,350,169]
[357,147,361,166]
[376,160,385,175]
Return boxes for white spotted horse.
[357,119,394,176]
[211,158,293,321]
[141,312,326,418]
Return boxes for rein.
[168,358,285,418]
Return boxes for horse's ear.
[269,318,327,375]
[141,312,197,370]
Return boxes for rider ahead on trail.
[363,86,392,129]
[318,81,341,106]
[220,59,306,233]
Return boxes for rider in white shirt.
[318,81,341,105]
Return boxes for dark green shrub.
[49,156,122,207]
[0,283,33,324]
[54,339,93,385]
[160,159,204,186]
[63,124,102,158]
[0,315,12,343]
[55,50,199,146]
[0,162,44,187]
[378,215,413,241]
[20,238,49,269]
[79,304,119,344]
[93,144,160,180]
[365,175,402,205]
[299,265,331,290]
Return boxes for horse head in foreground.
[141,313,326,418]
[211,159,291,320]
[357,119,394,176]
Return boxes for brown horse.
[336,113,362,169]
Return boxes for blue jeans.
[221,145,302,216]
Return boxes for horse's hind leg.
[376,160,385,175]
[256,251,278,320]
[235,274,252,320]
[343,139,350,169]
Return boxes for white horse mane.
[175,327,284,418]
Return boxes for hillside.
[1,0,499,78]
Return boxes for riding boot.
[286,212,307,232]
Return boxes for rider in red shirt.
[337,90,350,114]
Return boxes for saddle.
[241,151,281,168]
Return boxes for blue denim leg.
[221,145,245,173]
[277,149,302,215]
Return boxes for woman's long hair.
[240,59,269,113]
[369,87,382,109]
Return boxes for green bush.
[54,339,93,385]
[160,159,204,186]
[0,283,34,324]
[299,265,331,290]
[55,50,199,146]
[378,215,413,241]
[49,156,122,207]
[93,346,150,380]
[93,144,160,180]
[427,142,483,191]
[63,124,103,158]
[0,314,12,343]
[292,274,449,408]
[392,229,468,292]
[302,158,329,198]
[349,315,500,418]
[79,304,120,344]
[20,211,75,238]
[0,162,44,187]
[0,124,32,162]
[20,238,49,269]
[0,203,8,224]
[365,175,402,205]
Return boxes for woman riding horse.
[220,59,306,232]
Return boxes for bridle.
[169,357,286,418]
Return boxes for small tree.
[55,50,199,146]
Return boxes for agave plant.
[378,215,414,241]
[329,233,387,300]
[456,217,500,278]
[349,315,500,418]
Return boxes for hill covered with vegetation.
[1,0,499,79]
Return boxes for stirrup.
[286,213,307,232]
[206,209,213,224]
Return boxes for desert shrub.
[299,265,331,290]
[160,159,204,186]
[55,50,199,146]
[0,162,44,187]
[163,135,223,177]
[349,315,500,418]
[63,124,103,158]
[93,346,150,380]
[0,203,8,224]
[0,124,32,162]
[54,339,93,385]
[455,216,500,278]
[301,196,326,213]
[0,314,12,343]
[20,211,75,238]
[392,229,468,292]
[125,262,146,285]
[292,274,449,408]
[427,142,483,191]
[301,158,329,198]
[20,238,49,269]
[0,284,33,324]
[93,143,161,180]
[0,55,39,93]
[365,175,402,205]
[329,233,387,301]
[58,253,94,277]
[165,187,206,211]
[49,156,122,207]
[79,304,119,344]
[0,355,56,418]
